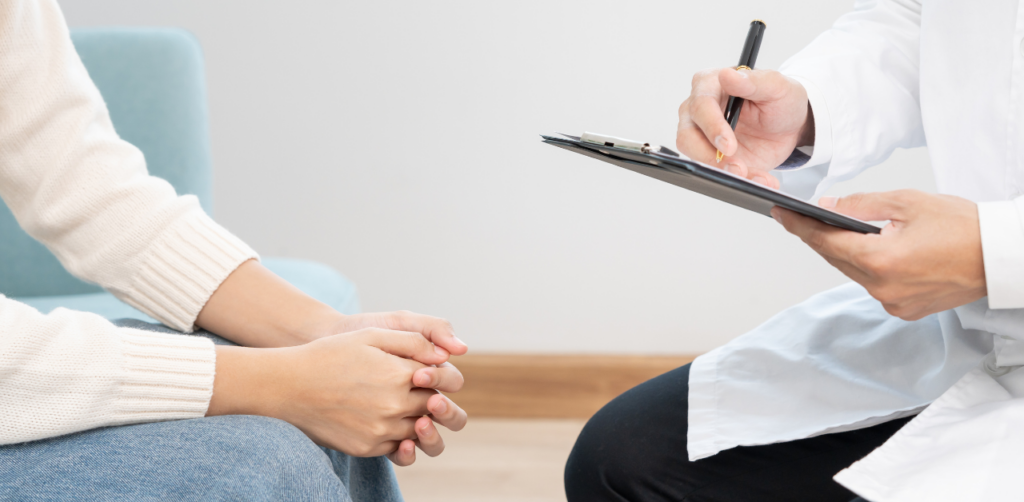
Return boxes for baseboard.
[444,354,697,419]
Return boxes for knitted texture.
[0,301,217,444]
[0,0,257,443]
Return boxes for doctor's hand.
[677,68,813,188]
[772,190,987,321]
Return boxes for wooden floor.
[394,354,696,501]
[446,354,696,419]
[394,418,586,502]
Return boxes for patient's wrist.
[207,345,289,417]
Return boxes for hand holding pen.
[675,19,815,188]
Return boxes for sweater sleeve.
[0,1,256,443]
[0,0,257,332]
[0,296,216,445]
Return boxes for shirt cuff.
[108,210,259,332]
[978,199,1024,309]
[775,75,834,172]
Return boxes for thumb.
[718,68,792,103]
[819,191,911,222]
[363,329,449,365]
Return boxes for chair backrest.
[0,28,213,297]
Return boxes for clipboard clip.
[581,132,659,154]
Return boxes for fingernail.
[419,424,433,437]
[736,68,751,78]
[770,208,782,223]
[819,196,837,208]
[432,399,448,415]
[725,163,742,176]
[753,175,768,186]
[714,135,727,151]
[453,336,467,348]
[434,345,448,358]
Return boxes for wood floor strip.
[445,354,697,419]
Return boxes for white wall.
[60,0,935,354]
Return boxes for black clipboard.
[541,133,881,234]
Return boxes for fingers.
[818,190,919,222]
[427,393,468,432]
[384,311,468,356]
[414,416,446,457]
[771,206,867,262]
[684,69,737,156]
[363,329,449,365]
[412,362,465,393]
[719,67,792,104]
[385,417,448,464]
[751,173,780,189]
[676,121,727,167]
[386,439,417,466]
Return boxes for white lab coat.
[687,1,1024,500]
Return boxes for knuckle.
[382,398,407,419]
[421,368,439,387]
[867,254,894,277]
[385,311,406,326]
[369,421,392,440]
[872,285,899,305]
[691,69,715,87]
[353,441,376,457]
[805,232,827,251]
[881,302,901,318]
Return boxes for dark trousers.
[564,363,907,502]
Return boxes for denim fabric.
[0,320,404,502]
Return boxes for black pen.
[717,19,767,163]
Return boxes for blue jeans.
[0,320,404,502]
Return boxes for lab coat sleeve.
[776,0,925,199]
[954,196,1024,365]
[977,198,1024,309]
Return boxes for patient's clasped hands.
[199,261,468,467]
[210,323,467,467]
[678,67,987,320]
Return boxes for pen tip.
[716,150,724,163]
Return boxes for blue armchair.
[0,28,360,321]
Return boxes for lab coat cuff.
[775,75,833,172]
[977,199,1024,309]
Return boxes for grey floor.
[394,419,587,502]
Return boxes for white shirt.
[688,1,1024,500]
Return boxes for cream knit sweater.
[0,1,258,444]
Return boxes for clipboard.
[541,132,882,234]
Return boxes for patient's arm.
[197,259,469,466]
[196,259,467,353]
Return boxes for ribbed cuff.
[112,211,259,332]
[112,328,216,422]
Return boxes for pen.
[717,19,767,163]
